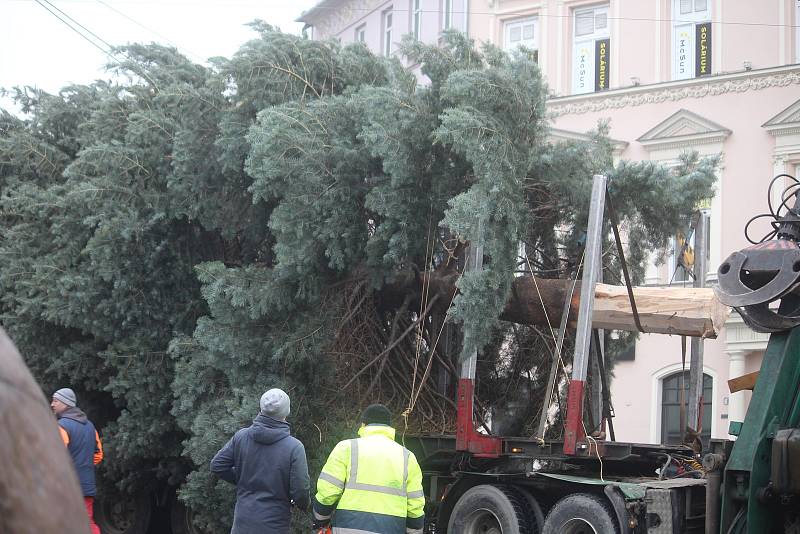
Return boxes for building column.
[727,350,747,425]
[772,155,788,210]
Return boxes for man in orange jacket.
[52,387,103,534]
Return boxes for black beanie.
[361,404,392,426]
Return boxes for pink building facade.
[299,0,800,444]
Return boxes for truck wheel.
[447,484,534,534]
[517,488,545,533]
[170,499,207,534]
[94,492,152,534]
[542,493,619,534]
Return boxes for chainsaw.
[715,174,800,332]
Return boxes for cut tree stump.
[382,270,731,339]
[502,278,729,339]
[590,283,730,339]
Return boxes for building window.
[383,9,393,56]
[660,370,712,447]
[672,0,712,80]
[355,24,366,43]
[571,5,610,95]
[669,211,710,284]
[412,0,422,40]
[504,17,539,61]
[444,0,453,30]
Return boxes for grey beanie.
[260,388,290,419]
[53,388,77,408]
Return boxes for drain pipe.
[703,453,725,534]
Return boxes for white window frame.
[671,0,711,80]
[650,362,719,443]
[795,0,800,62]
[383,8,393,56]
[355,24,366,43]
[668,208,710,285]
[444,0,453,30]
[571,4,610,95]
[504,17,539,55]
[412,0,422,40]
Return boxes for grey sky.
[1,0,317,104]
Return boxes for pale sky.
[0,0,318,108]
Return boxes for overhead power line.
[93,0,205,62]
[40,0,117,49]
[13,0,800,30]
[32,0,161,89]
[32,0,123,66]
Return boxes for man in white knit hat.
[211,388,310,534]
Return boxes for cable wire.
[34,0,163,90]
[32,0,123,67]
[93,0,205,62]
[744,174,800,244]
[14,0,800,30]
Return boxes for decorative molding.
[637,109,731,151]
[548,65,800,117]
[549,127,629,153]
[299,0,387,39]
[724,312,769,352]
[763,97,800,138]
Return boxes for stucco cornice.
[548,64,800,118]
[766,125,800,137]
[636,109,730,152]
[724,312,769,352]
[549,127,628,152]
[762,97,800,138]
[298,0,387,38]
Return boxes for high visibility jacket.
[313,425,425,534]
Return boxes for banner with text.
[572,39,594,94]
[594,38,610,91]
[673,23,694,80]
[695,22,712,77]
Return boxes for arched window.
[660,371,712,446]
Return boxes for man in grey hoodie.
[211,388,310,534]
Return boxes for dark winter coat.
[57,407,102,497]
[210,414,310,534]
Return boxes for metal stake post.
[590,244,604,433]
[535,277,576,441]
[455,240,501,456]
[564,175,607,455]
[687,211,708,438]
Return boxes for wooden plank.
[590,283,731,339]
[728,371,759,393]
[384,270,731,339]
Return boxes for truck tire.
[94,492,152,534]
[447,484,534,534]
[542,493,619,534]
[517,488,545,533]
[170,499,208,534]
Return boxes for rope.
[405,203,436,434]
[583,422,605,482]
[530,248,587,431]
[408,204,435,409]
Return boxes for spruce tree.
[0,27,716,533]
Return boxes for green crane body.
[719,325,800,532]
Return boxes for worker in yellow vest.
[312,404,425,534]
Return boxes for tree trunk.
[380,269,729,338]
